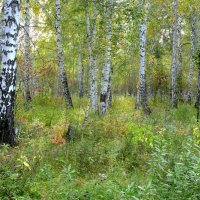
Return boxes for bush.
[122,136,200,200]
[148,136,200,200]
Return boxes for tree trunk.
[177,15,183,101]
[0,0,21,146]
[0,1,5,70]
[83,97,90,125]
[100,0,113,114]
[187,13,196,104]
[171,0,178,108]
[86,2,98,113]
[24,0,32,103]
[107,72,112,108]
[91,55,98,113]
[137,1,151,113]
[55,0,73,108]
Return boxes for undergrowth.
[0,96,199,199]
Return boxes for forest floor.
[0,96,200,199]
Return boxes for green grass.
[0,95,199,199]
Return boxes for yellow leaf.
[23,161,31,170]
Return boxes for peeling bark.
[0,1,5,69]
[137,1,151,113]
[0,0,21,145]
[100,0,113,114]
[55,0,73,108]
[86,2,98,113]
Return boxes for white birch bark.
[86,3,98,113]
[187,13,196,104]
[171,0,178,108]
[0,0,21,145]
[107,73,112,108]
[0,1,5,69]
[55,0,73,108]
[100,0,113,114]
[24,0,32,102]
[83,97,90,125]
[91,55,98,112]
[177,15,183,100]
[137,1,150,113]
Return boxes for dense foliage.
[0,0,200,199]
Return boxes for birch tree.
[24,0,32,103]
[107,73,112,107]
[171,0,178,108]
[86,2,98,113]
[100,0,113,114]
[136,1,151,113]
[0,0,21,145]
[0,1,5,67]
[187,12,196,104]
[55,0,73,108]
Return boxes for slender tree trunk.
[83,97,90,125]
[77,48,84,98]
[24,0,32,103]
[187,13,196,104]
[137,1,151,113]
[100,0,113,114]
[86,3,98,113]
[0,0,21,146]
[91,55,98,112]
[177,15,183,101]
[195,69,200,122]
[107,72,112,108]
[171,0,178,108]
[0,1,5,70]
[55,0,73,108]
